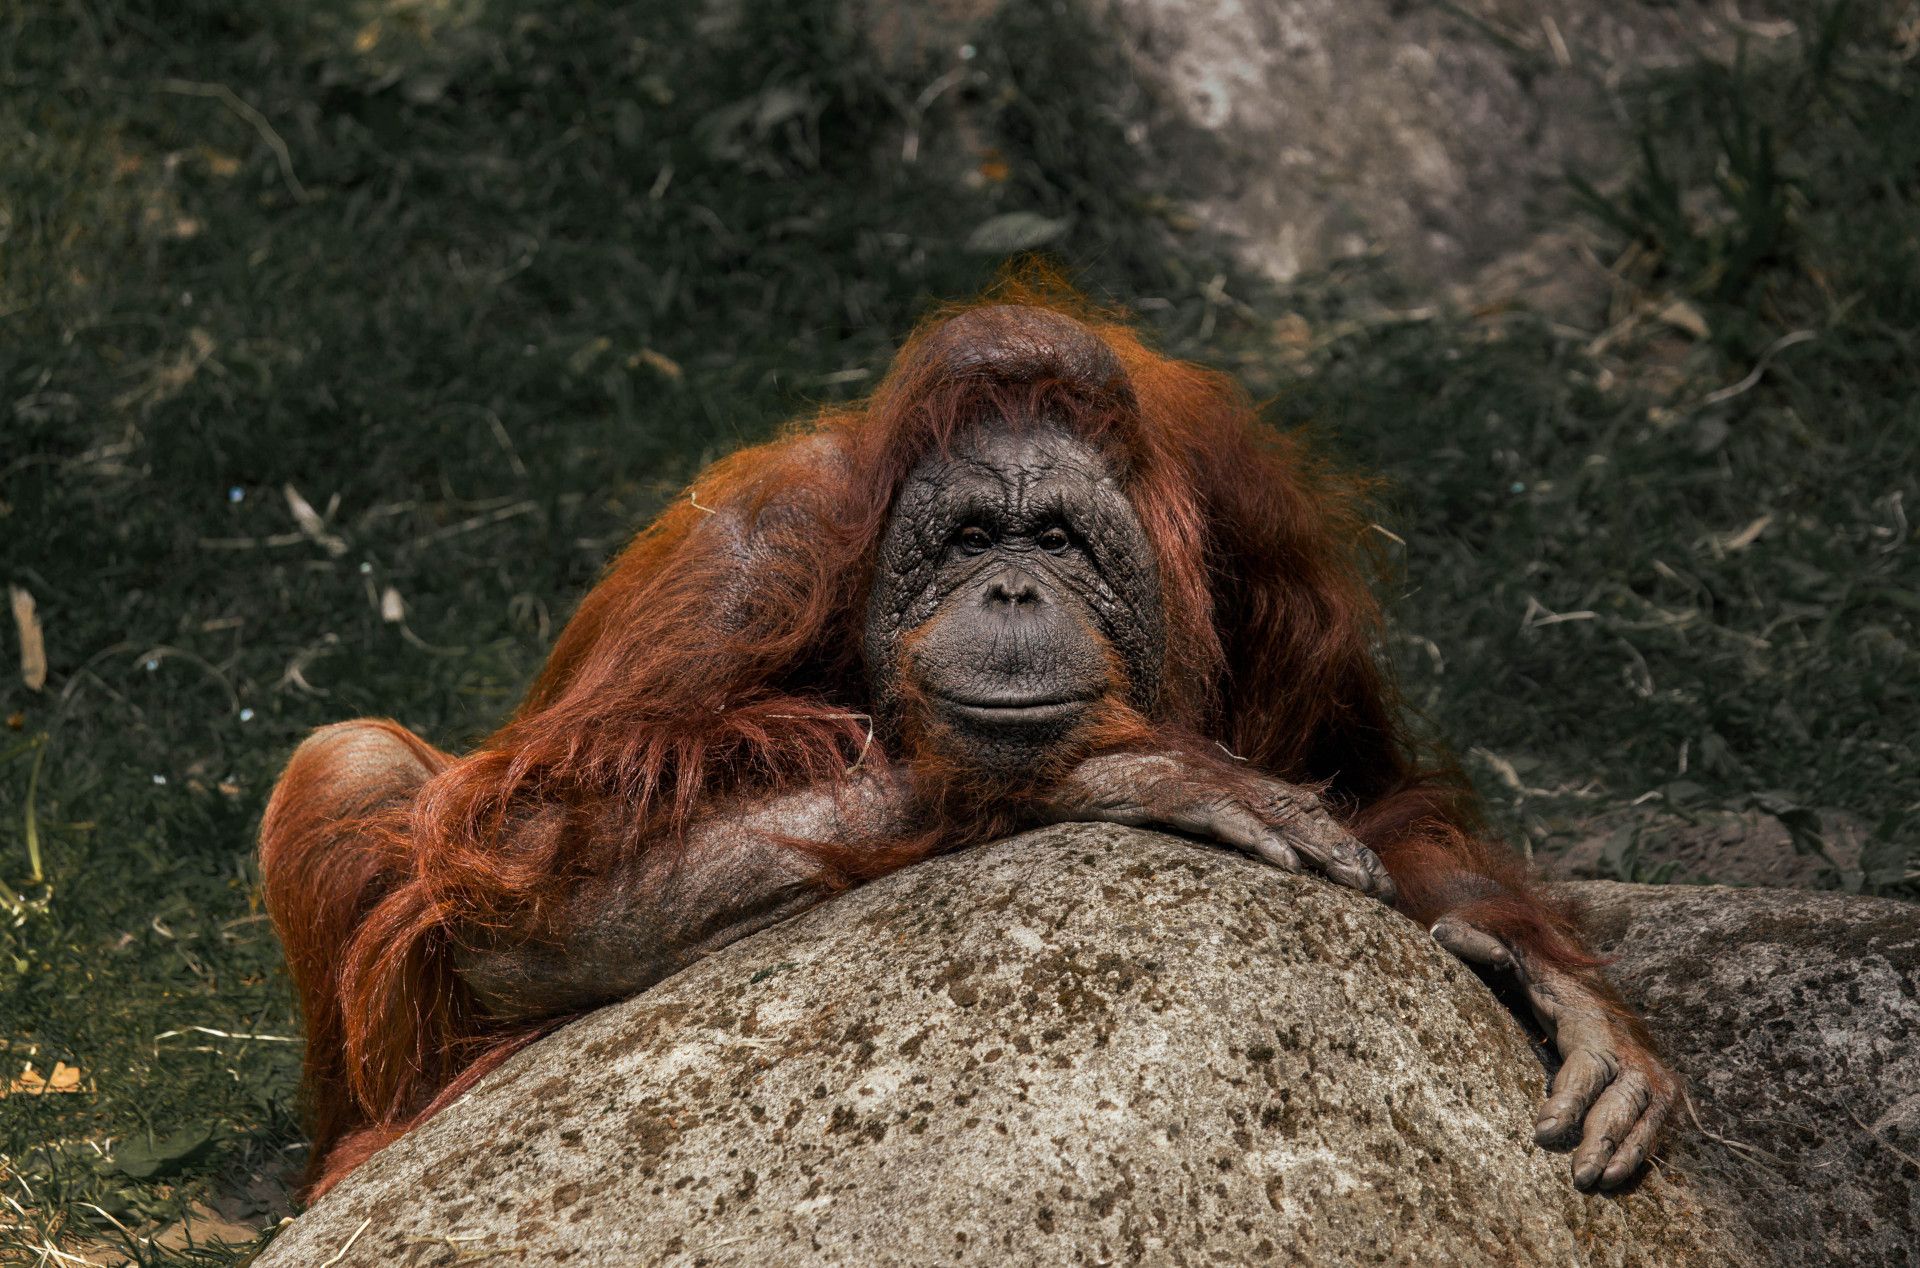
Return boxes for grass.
[0,0,1914,1261]
[1284,5,1920,876]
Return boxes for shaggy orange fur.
[261,285,1611,1198]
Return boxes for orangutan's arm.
[450,771,914,1021]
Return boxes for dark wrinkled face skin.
[865,422,1165,775]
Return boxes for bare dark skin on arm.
[261,300,1675,1199]
[450,776,912,1021]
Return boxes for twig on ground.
[1685,1093,1786,1166]
[1697,330,1817,409]
[158,78,310,202]
[153,1025,299,1044]
[1848,1107,1920,1170]
[404,500,540,550]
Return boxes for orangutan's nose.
[983,570,1044,609]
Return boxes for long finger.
[1191,802,1304,874]
[1535,1048,1615,1145]
[1430,917,1513,971]
[1571,1072,1653,1190]
[1269,803,1397,901]
[1254,836,1305,873]
[1597,1088,1674,1190]
[1293,827,1397,902]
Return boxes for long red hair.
[273,284,1593,1196]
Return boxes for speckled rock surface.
[1565,880,1920,1267]
[851,0,1791,312]
[261,826,1755,1267]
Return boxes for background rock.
[853,0,1797,315]
[1566,880,1920,1267]
[1547,805,1873,890]
[261,826,1754,1267]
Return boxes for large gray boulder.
[854,0,1792,312]
[1564,880,1920,1267]
[261,825,1757,1267]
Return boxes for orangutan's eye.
[1037,526,1071,554]
[957,526,993,554]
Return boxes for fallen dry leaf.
[4,1061,92,1097]
[112,327,215,414]
[282,484,347,557]
[200,147,242,178]
[1656,297,1710,341]
[631,347,684,381]
[9,585,46,692]
[1719,513,1774,553]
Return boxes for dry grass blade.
[1847,1108,1920,1170]
[24,746,44,885]
[318,1216,373,1267]
[283,484,348,557]
[1697,330,1817,408]
[157,78,310,203]
[9,585,46,692]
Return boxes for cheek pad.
[863,524,950,711]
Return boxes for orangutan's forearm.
[451,774,911,1020]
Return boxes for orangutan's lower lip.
[936,696,1094,725]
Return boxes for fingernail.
[1573,1163,1601,1189]
[1602,1162,1630,1187]
[1535,1115,1561,1136]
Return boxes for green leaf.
[1599,824,1638,877]
[113,1126,214,1180]
[1663,779,1708,807]
[1867,586,1920,615]
[752,85,812,133]
[1860,838,1911,887]
[613,99,645,150]
[1750,790,1824,853]
[965,212,1069,254]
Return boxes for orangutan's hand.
[1432,916,1679,1190]
[1045,750,1398,903]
